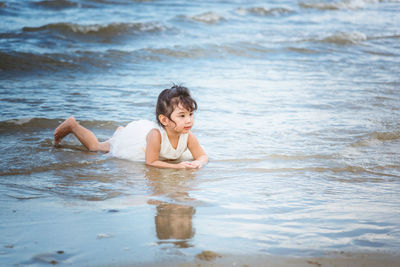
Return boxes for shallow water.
[1,0,400,265]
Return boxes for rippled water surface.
[1,0,400,265]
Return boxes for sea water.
[1,0,400,265]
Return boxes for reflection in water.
[144,167,197,248]
[155,203,195,248]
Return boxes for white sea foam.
[190,12,225,24]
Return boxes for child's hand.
[189,160,203,169]
[178,161,202,169]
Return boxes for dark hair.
[156,85,197,127]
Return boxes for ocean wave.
[144,42,273,60]
[299,0,379,10]
[0,41,270,74]
[0,49,137,73]
[22,22,166,40]
[306,32,400,46]
[145,47,210,59]
[0,118,119,134]
[0,48,147,74]
[0,51,77,72]
[33,0,82,9]
[352,130,400,147]
[320,31,367,45]
[286,47,320,54]
[0,39,310,75]
[188,11,225,24]
[236,7,293,16]
[0,118,63,134]
[369,34,400,41]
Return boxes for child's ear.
[158,114,169,126]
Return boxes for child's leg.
[54,117,110,152]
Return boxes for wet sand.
[127,252,400,267]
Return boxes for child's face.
[168,104,194,134]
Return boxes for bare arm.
[145,129,198,169]
[187,132,208,168]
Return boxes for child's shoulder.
[146,128,161,142]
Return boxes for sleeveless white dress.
[108,119,191,162]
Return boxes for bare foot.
[54,116,77,145]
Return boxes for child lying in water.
[54,85,208,169]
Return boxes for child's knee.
[67,116,78,128]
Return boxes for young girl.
[53,85,208,169]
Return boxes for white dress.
[108,119,192,162]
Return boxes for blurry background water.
[1,0,400,265]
